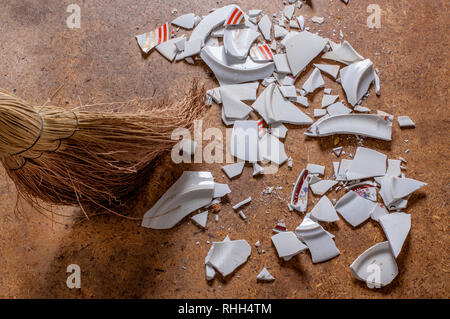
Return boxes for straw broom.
[0,84,205,217]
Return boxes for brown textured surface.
[0,0,448,298]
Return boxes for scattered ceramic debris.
[322,95,339,108]
[284,5,295,20]
[257,268,275,282]
[311,16,325,24]
[273,219,287,233]
[253,163,264,176]
[232,197,252,210]
[273,54,292,74]
[397,116,415,128]
[270,123,288,139]
[224,7,245,26]
[314,109,327,118]
[271,231,307,261]
[222,162,245,179]
[238,210,247,220]
[191,211,209,229]
[333,146,343,157]
[224,28,260,60]
[297,16,305,30]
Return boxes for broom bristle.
[0,83,205,214]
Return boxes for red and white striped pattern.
[249,44,273,62]
[224,7,244,26]
[257,119,265,137]
[136,22,169,54]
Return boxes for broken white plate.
[335,190,377,227]
[259,133,288,165]
[321,95,339,108]
[302,68,325,94]
[304,114,393,141]
[327,102,352,116]
[379,212,411,258]
[207,239,251,277]
[220,87,253,119]
[340,59,375,106]
[231,120,259,163]
[370,203,388,221]
[257,268,275,281]
[314,64,340,79]
[271,231,307,261]
[290,169,309,212]
[310,180,338,196]
[172,13,196,29]
[391,177,426,200]
[136,22,170,54]
[249,44,274,62]
[191,211,208,229]
[309,196,339,222]
[273,54,292,74]
[224,7,245,27]
[258,15,272,41]
[190,5,237,45]
[346,147,387,180]
[200,45,275,85]
[285,31,327,76]
[222,162,245,179]
[141,171,214,229]
[223,27,260,60]
[295,216,340,263]
[350,241,398,287]
[322,40,364,65]
[397,116,415,128]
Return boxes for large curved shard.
[340,59,375,106]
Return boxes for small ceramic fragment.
[249,44,274,62]
[253,163,264,176]
[191,211,208,229]
[290,169,309,212]
[279,85,297,98]
[322,95,339,108]
[223,28,260,60]
[322,40,364,65]
[302,68,325,93]
[231,120,259,162]
[314,109,327,118]
[284,5,295,20]
[273,54,292,74]
[340,59,375,106]
[270,123,288,139]
[335,190,376,227]
[311,16,324,24]
[314,64,340,79]
[391,177,427,199]
[259,133,288,165]
[136,22,170,54]
[306,164,325,175]
[379,212,411,258]
[232,197,252,210]
[238,210,246,220]
[294,96,309,107]
[273,219,287,233]
[248,9,262,18]
[297,16,305,30]
[258,15,272,41]
[224,7,245,27]
[213,183,231,198]
[370,203,388,221]
[222,162,245,179]
[310,196,340,222]
[354,105,371,113]
[274,25,288,39]
[397,116,415,128]
[176,38,202,60]
[333,146,343,157]
[346,147,387,180]
[310,180,338,196]
[172,13,196,29]
[271,231,307,261]
[207,239,251,277]
[257,268,275,282]
[327,102,352,116]
[289,19,299,29]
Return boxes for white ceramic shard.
[284,5,295,19]
[156,36,183,61]
[190,5,237,45]
[310,180,338,196]
[231,120,259,163]
[252,84,312,125]
[258,15,272,41]
[259,133,288,165]
[304,114,393,141]
[270,123,288,139]
[391,177,426,200]
[340,59,375,106]
[273,219,288,233]
[322,95,339,108]
[397,116,415,128]
[220,88,253,119]
[223,28,260,60]
[324,88,332,94]
[314,64,340,79]
[374,71,381,95]
[310,196,339,222]
[253,163,264,176]
[348,183,377,202]
[309,175,321,185]
[248,9,262,18]
[208,82,259,104]
[379,212,411,258]
[297,16,305,30]
[174,37,186,52]
[274,25,288,39]
[232,197,252,210]
[289,19,299,29]
[172,13,196,29]
[274,72,296,86]
[200,45,275,85]
[335,191,376,227]
[279,85,297,98]
[191,211,208,229]
[346,147,387,180]
[290,169,309,212]
[311,16,324,24]
[333,161,340,178]
[222,162,245,179]
[354,105,371,113]
[205,235,231,280]
[286,31,327,76]
[136,22,170,54]
[350,242,398,287]
[322,40,364,65]
[327,102,352,116]
[207,240,251,277]
[273,54,292,74]
[249,44,274,62]
[295,216,340,263]
[314,109,327,118]
[333,146,343,157]
[223,7,245,27]
[302,68,325,93]
[271,231,307,261]
[213,183,231,198]
[370,203,388,222]
[257,268,275,281]
[336,159,352,181]
[141,172,214,229]
[175,38,202,60]
[210,26,225,37]
[379,176,400,210]
[294,96,309,107]
[306,164,325,175]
